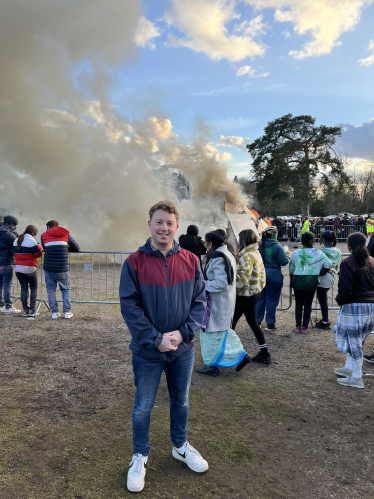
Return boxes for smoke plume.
[0,0,247,250]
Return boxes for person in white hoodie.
[13,225,43,317]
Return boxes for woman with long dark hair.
[232,229,270,363]
[257,226,289,331]
[289,231,331,333]
[196,231,251,376]
[334,232,374,389]
[315,231,342,330]
[13,225,43,317]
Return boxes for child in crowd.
[289,232,331,333]
[13,225,43,317]
[334,232,374,389]
[315,231,342,330]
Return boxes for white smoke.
[0,0,248,250]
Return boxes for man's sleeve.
[119,259,163,349]
[68,234,80,252]
[335,260,353,306]
[179,262,206,343]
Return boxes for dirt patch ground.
[1,295,373,499]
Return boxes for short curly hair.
[149,200,179,223]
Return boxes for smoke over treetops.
[0,0,248,250]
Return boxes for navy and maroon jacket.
[119,238,206,360]
[41,227,80,273]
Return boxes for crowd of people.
[0,216,79,318]
[263,213,374,243]
[1,203,374,493]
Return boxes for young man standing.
[0,216,21,314]
[119,201,208,493]
[41,220,80,319]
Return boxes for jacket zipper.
[164,256,170,332]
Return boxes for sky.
[114,0,374,178]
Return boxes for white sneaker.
[127,454,148,492]
[64,312,73,319]
[172,442,209,473]
[51,312,60,319]
[4,306,22,314]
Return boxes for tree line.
[235,114,374,217]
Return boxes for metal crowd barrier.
[277,224,366,242]
[11,251,133,312]
[9,249,350,320]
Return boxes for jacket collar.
[138,237,181,258]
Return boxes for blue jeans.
[0,268,14,309]
[132,347,195,456]
[257,269,284,326]
[44,271,71,313]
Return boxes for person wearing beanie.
[0,215,21,314]
[178,225,206,266]
[289,231,331,334]
[257,226,290,331]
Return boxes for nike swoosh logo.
[175,449,186,458]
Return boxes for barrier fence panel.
[11,251,133,311]
[277,225,366,242]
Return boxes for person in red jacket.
[14,225,43,317]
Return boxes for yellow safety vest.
[366,218,374,235]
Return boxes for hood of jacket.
[0,225,15,236]
[237,243,258,259]
[179,234,202,252]
[298,248,326,266]
[45,227,69,238]
[138,237,181,257]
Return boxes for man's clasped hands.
[157,330,183,352]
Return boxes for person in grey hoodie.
[257,226,290,331]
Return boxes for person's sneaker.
[265,324,278,331]
[315,320,331,330]
[235,353,251,372]
[172,442,209,473]
[301,327,309,334]
[364,354,374,363]
[0,306,4,313]
[195,365,219,377]
[252,351,271,364]
[294,326,302,333]
[64,312,73,319]
[127,454,148,492]
[51,312,60,319]
[22,309,29,317]
[28,309,39,317]
[4,306,22,314]
[334,367,353,377]
[337,376,364,389]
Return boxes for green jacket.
[236,243,266,296]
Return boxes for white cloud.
[237,65,269,77]
[205,143,233,161]
[218,135,250,149]
[244,0,374,59]
[164,0,265,62]
[133,15,161,50]
[136,117,178,140]
[282,30,291,38]
[234,14,267,37]
[359,39,374,66]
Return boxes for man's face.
[6,223,17,231]
[148,210,178,248]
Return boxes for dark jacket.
[119,238,206,361]
[368,236,374,258]
[0,225,17,266]
[335,255,374,306]
[178,234,206,264]
[41,227,80,273]
[260,239,289,272]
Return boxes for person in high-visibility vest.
[301,216,311,234]
[366,214,374,243]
